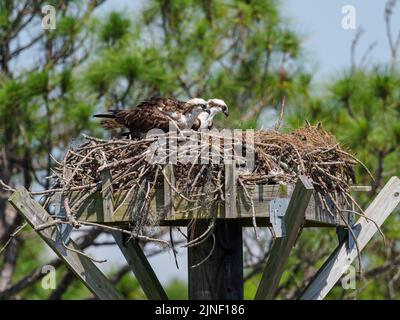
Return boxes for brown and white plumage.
[94,97,208,138]
[192,98,229,130]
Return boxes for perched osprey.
[94,97,208,139]
[192,99,229,130]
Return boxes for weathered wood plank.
[188,219,243,299]
[58,167,73,243]
[224,162,236,218]
[349,185,372,192]
[300,176,400,300]
[163,163,175,219]
[72,184,354,227]
[9,187,123,300]
[100,168,114,223]
[99,169,168,300]
[255,176,314,299]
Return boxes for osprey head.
[207,98,229,117]
[186,98,209,114]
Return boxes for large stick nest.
[43,124,371,235]
[2,124,376,268]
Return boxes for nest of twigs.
[0,124,380,268]
[0,121,385,272]
[40,124,373,237]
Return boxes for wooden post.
[300,176,400,300]
[255,175,314,299]
[188,219,243,299]
[9,188,124,300]
[188,162,243,300]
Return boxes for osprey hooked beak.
[203,104,211,114]
[207,98,229,117]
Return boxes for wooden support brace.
[58,167,73,243]
[100,168,168,300]
[300,176,400,300]
[9,188,124,300]
[111,231,168,300]
[255,175,314,300]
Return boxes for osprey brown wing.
[136,97,186,112]
[113,106,173,133]
[99,119,124,130]
[94,97,185,137]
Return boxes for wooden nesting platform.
[8,172,400,301]
[60,179,366,229]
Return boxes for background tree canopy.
[0,0,399,299]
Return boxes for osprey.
[94,97,209,139]
[192,99,229,130]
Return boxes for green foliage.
[2,0,399,300]
[115,273,147,299]
[100,12,131,46]
[49,272,187,300]
[287,66,400,299]
[165,278,188,299]
[55,16,79,38]
[291,68,400,184]
[244,273,261,300]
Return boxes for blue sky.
[283,0,400,80]
[81,0,400,286]
[96,0,400,80]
